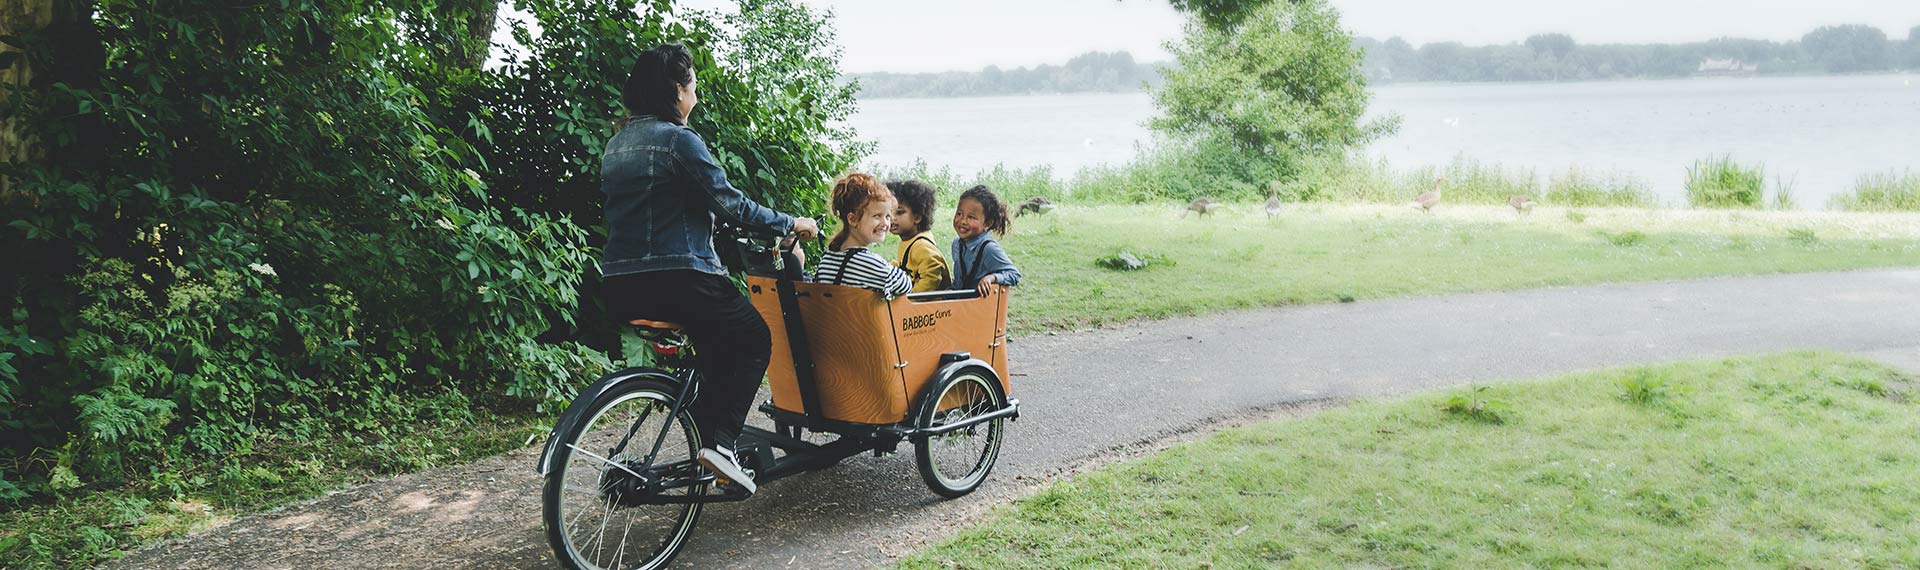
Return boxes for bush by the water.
[1829,170,1920,212]
[1684,156,1766,208]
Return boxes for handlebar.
[719,220,820,280]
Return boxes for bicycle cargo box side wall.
[748,277,910,424]
[891,290,1010,406]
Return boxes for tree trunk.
[452,0,499,71]
[0,0,53,201]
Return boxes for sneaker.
[696,446,757,494]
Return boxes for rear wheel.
[542,378,704,570]
[913,370,1007,498]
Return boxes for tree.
[1908,26,1920,69]
[1150,0,1396,192]
[1525,33,1576,59]
[1801,24,1891,72]
[1164,0,1268,29]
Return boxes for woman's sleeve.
[670,128,793,234]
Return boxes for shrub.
[0,0,856,552]
[1546,168,1656,207]
[1442,385,1514,424]
[1602,230,1648,247]
[1432,155,1540,205]
[1685,156,1765,208]
[1828,170,1920,212]
[1618,369,1674,406]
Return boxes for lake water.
[847,74,1920,207]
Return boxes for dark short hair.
[622,44,694,125]
[959,185,1009,236]
[885,180,938,234]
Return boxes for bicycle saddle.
[628,319,686,338]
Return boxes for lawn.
[875,203,1920,332]
[900,351,1920,568]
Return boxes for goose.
[1265,182,1284,220]
[1182,198,1223,219]
[1410,177,1443,214]
[1509,195,1537,216]
[1016,196,1056,217]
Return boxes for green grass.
[901,352,1920,569]
[1830,170,1920,212]
[1545,168,1658,208]
[877,203,1920,332]
[1684,155,1766,208]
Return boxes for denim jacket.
[599,117,794,277]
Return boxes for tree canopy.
[1149,0,1395,192]
[0,0,859,546]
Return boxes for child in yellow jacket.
[885,180,951,292]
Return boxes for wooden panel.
[892,290,1002,413]
[748,278,907,424]
[749,278,1015,424]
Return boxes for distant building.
[1696,58,1759,76]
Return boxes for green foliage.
[1801,25,1892,73]
[1094,251,1175,271]
[1617,369,1674,406]
[1546,169,1657,208]
[0,3,857,561]
[1602,230,1648,247]
[1442,385,1514,424]
[1829,170,1920,212]
[1770,176,1798,210]
[1358,26,1908,84]
[1565,210,1588,224]
[1151,0,1396,188]
[1685,156,1766,208]
[1787,228,1819,245]
[851,51,1163,99]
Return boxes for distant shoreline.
[853,70,1919,100]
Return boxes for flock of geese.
[1014,177,1541,222]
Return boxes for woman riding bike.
[597,44,819,495]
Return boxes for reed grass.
[1829,170,1920,212]
[1545,168,1657,208]
[1684,155,1765,208]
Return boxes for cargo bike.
[535,227,1021,570]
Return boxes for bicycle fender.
[535,367,682,476]
[910,358,1002,429]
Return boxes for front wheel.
[914,369,1008,498]
[542,378,704,570]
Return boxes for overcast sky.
[787,0,1920,73]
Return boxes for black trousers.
[602,270,770,450]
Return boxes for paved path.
[114,268,1920,569]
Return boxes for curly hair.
[829,172,894,250]
[622,44,695,125]
[958,185,1010,237]
[884,179,938,234]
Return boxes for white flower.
[476,285,491,295]
[435,218,458,231]
[248,263,277,277]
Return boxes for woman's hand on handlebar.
[791,217,820,240]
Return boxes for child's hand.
[975,275,997,297]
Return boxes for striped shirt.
[814,247,912,296]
